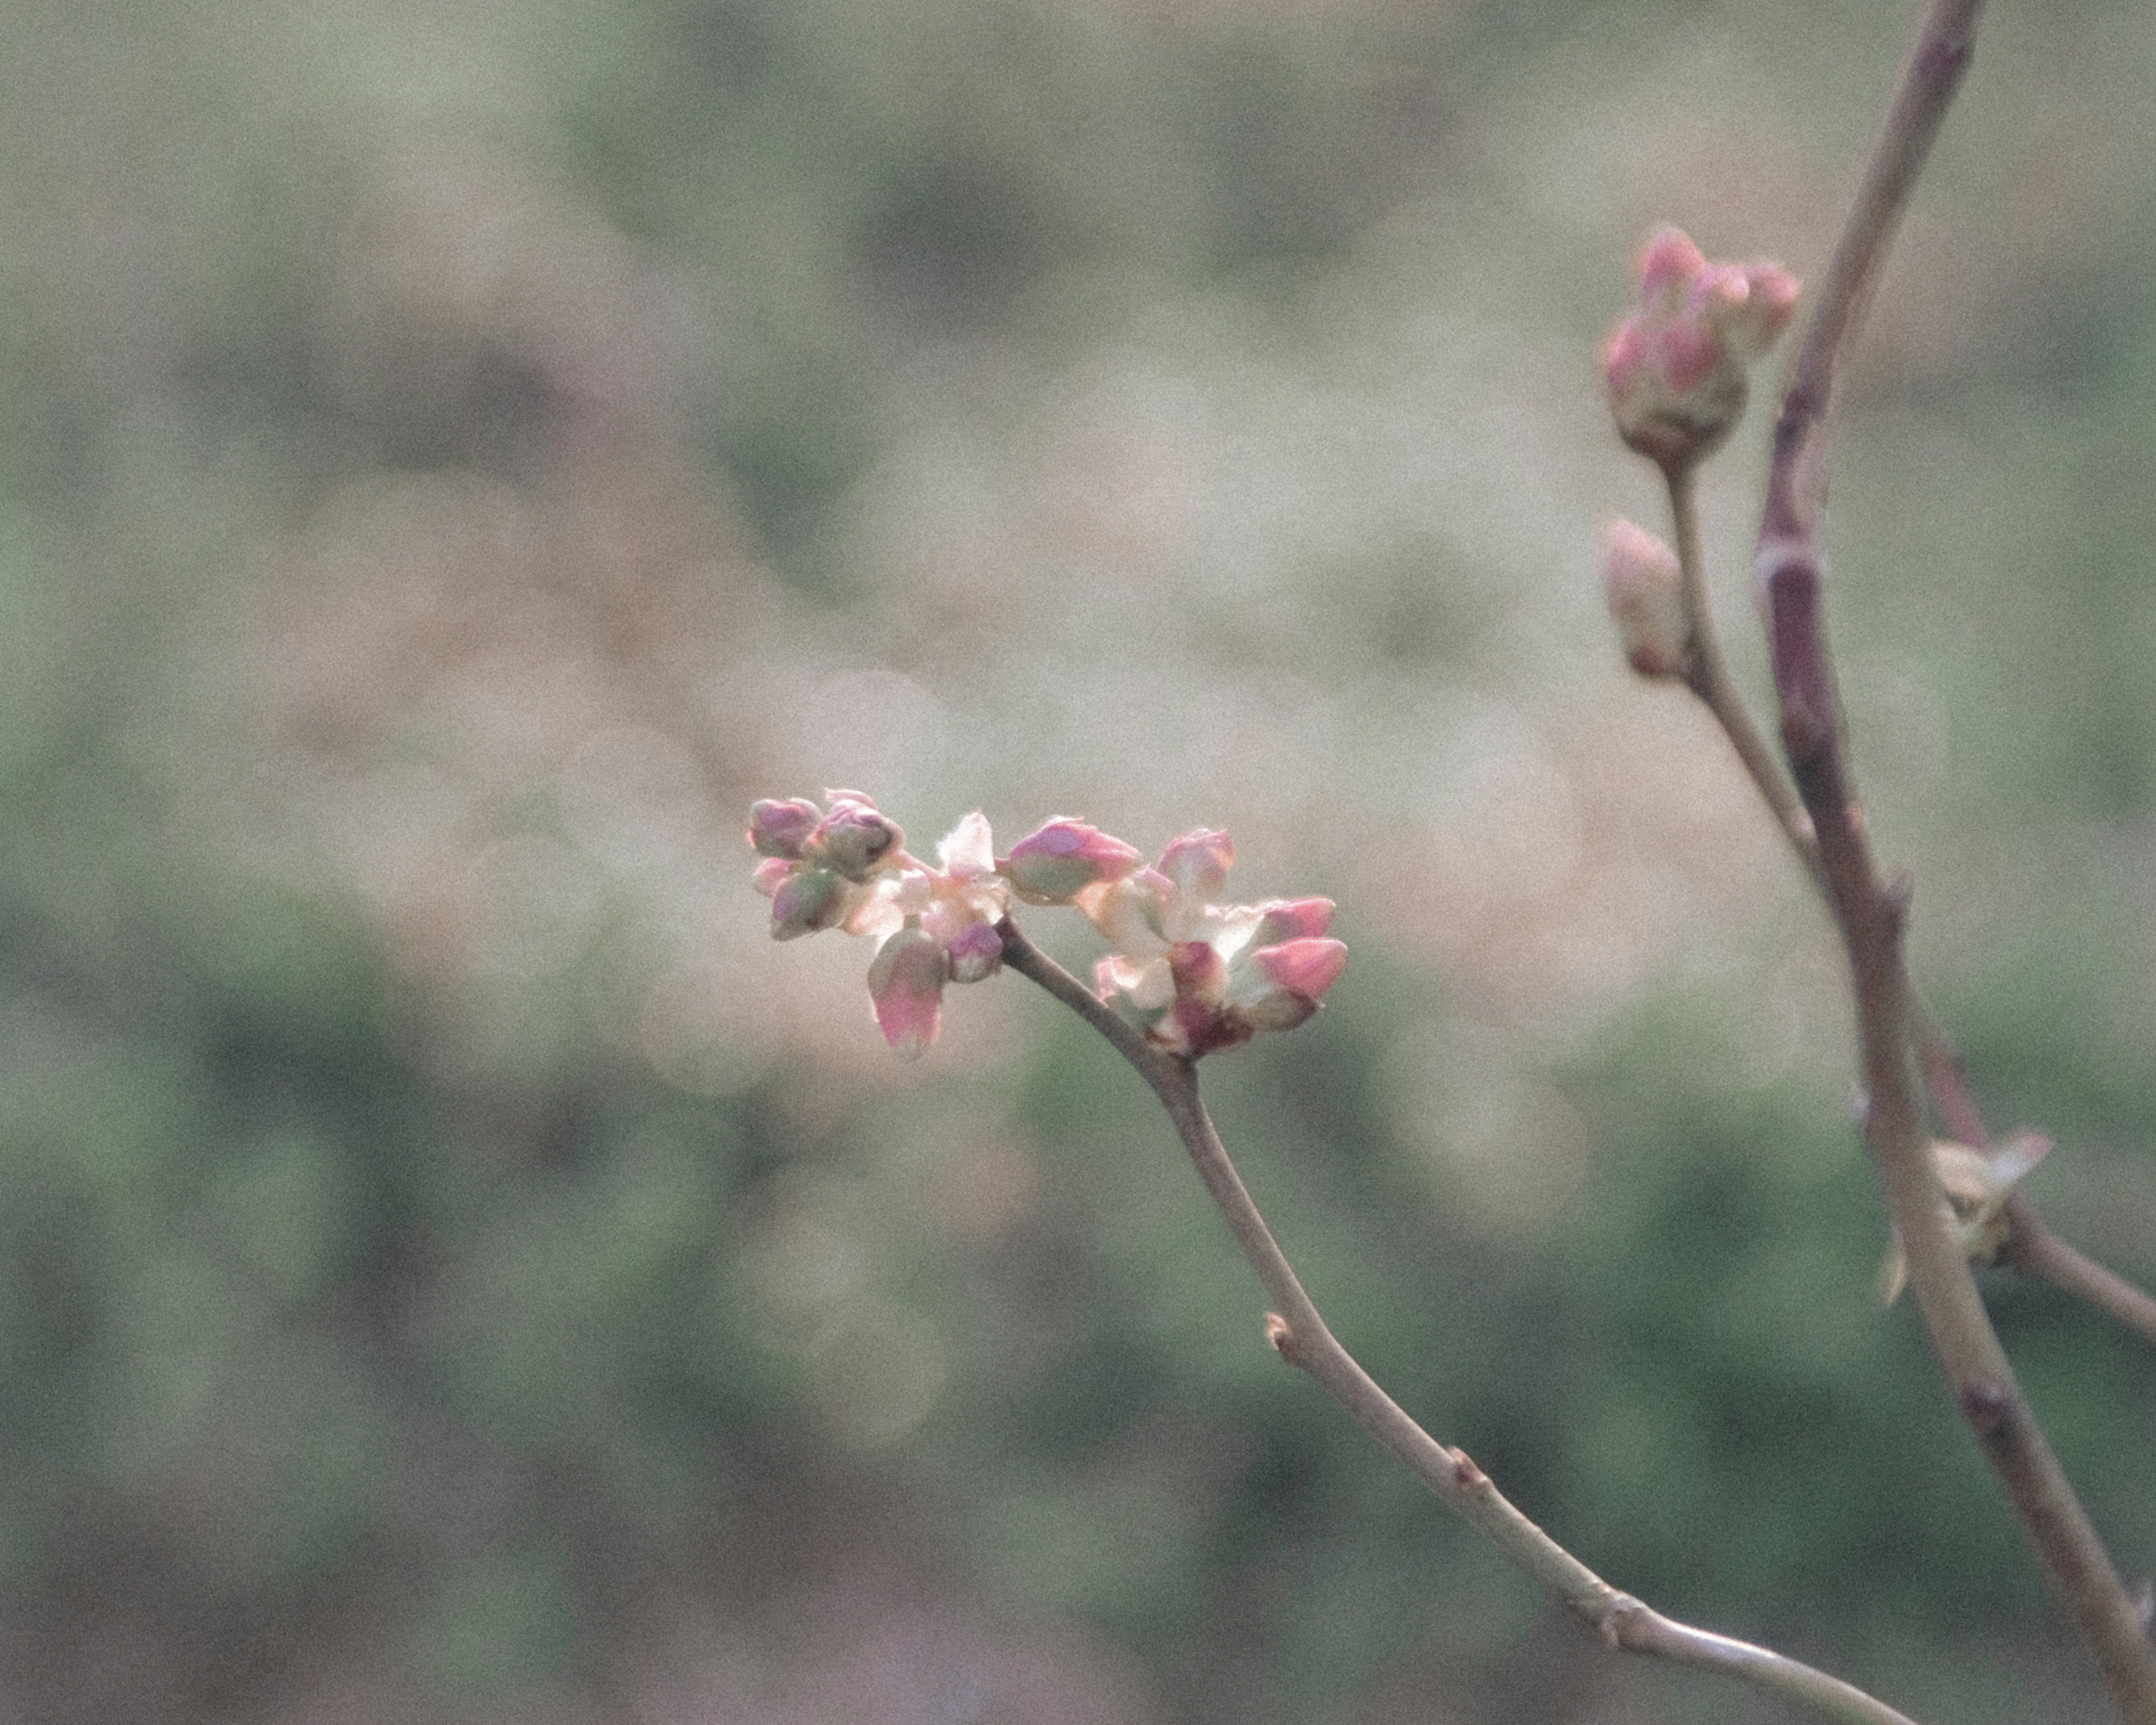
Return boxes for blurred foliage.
[2,0,2156,1721]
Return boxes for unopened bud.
[944,918,1004,984]
[811,795,903,882]
[1230,937,1349,1031]
[770,866,848,939]
[1602,518,1691,678]
[1251,897,1334,946]
[866,924,948,1058]
[1002,819,1144,904]
[1158,829,1234,906]
[748,797,823,860]
[1604,226,1801,471]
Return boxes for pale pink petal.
[1637,226,1707,307]
[1251,897,1334,944]
[1080,869,1172,956]
[1250,937,1348,1001]
[1157,829,1234,906]
[810,798,904,882]
[867,927,948,1058]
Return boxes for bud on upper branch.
[1604,227,1801,473]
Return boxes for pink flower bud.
[1637,226,1707,307]
[1604,226,1801,472]
[866,924,948,1058]
[1158,829,1234,906]
[747,797,823,860]
[1251,897,1334,946]
[1601,518,1690,678]
[1230,937,1348,1032]
[752,856,796,897]
[1002,819,1145,904]
[943,918,1004,984]
[1251,937,1347,1000]
[769,866,848,939]
[810,795,903,882]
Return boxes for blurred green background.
[3,0,2155,1719]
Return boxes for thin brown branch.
[1666,465,2156,1345]
[1668,464,1822,877]
[998,916,1927,1725]
[1751,3,2156,1717]
[1761,0,1980,551]
[2000,1195,2156,1353]
[1666,464,1999,1151]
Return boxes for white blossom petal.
[937,811,995,879]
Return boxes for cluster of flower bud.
[1602,226,1801,472]
[751,791,1007,1057]
[1076,828,1346,1058]
[750,796,1346,1061]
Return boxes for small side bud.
[770,867,848,939]
[1602,518,1690,678]
[748,797,823,860]
[1880,1131,2052,1303]
[866,924,949,1058]
[1002,819,1144,905]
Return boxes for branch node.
[1917,26,1975,81]
[1450,1446,1487,1490]
[1264,1311,1297,1360]
[1598,1592,1647,1651]
[1959,1379,2017,1445]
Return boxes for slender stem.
[998,917,1927,1725]
[2000,1195,2156,1352]
[1751,4,2156,1717]
[1664,353,2156,1350]
[1760,0,1983,552]
[1668,464,1996,1147]
[1669,464,1824,878]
